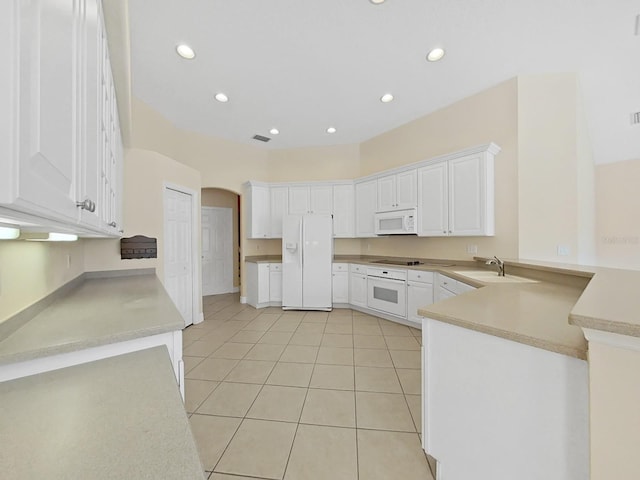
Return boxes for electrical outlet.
[367,243,371,251]
[557,245,571,256]
[66,254,71,269]
[256,244,260,251]
[466,244,478,255]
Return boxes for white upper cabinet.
[0,0,123,236]
[417,162,449,236]
[448,153,493,236]
[418,147,497,237]
[377,170,417,211]
[269,186,288,238]
[332,184,354,238]
[289,185,333,215]
[8,0,80,222]
[355,179,377,237]
[245,182,270,238]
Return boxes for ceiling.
[129,0,639,164]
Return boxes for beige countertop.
[244,253,640,357]
[0,271,184,365]
[0,346,204,479]
[418,282,587,359]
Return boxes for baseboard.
[193,312,204,325]
[350,305,422,329]
[239,296,247,304]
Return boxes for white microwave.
[374,208,418,235]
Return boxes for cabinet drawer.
[269,263,282,271]
[332,263,348,272]
[350,264,366,274]
[408,270,434,283]
[437,274,475,295]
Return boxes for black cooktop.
[372,259,423,266]
[371,259,455,267]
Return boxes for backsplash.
[0,240,85,323]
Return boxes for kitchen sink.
[454,270,538,284]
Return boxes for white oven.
[366,267,407,317]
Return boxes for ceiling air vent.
[252,134,271,143]
[632,112,640,125]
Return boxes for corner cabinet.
[0,0,123,236]
[355,179,377,237]
[332,184,354,238]
[417,145,499,237]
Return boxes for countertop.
[0,271,184,365]
[245,253,640,357]
[0,346,204,479]
[418,282,587,359]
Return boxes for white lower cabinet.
[246,262,271,308]
[332,263,349,304]
[407,270,434,325]
[435,273,475,301]
[269,263,282,302]
[349,264,367,307]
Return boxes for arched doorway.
[201,187,240,295]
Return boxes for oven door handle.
[368,276,407,284]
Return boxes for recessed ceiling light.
[326,127,337,134]
[380,93,394,103]
[269,128,280,135]
[369,0,386,4]
[426,47,445,62]
[214,92,229,103]
[176,44,195,59]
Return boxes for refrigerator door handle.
[299,218,304,269]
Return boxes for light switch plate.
[557,245,571,256]
[466,244,478,254]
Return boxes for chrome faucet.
[486,256,505,276]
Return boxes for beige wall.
[267,144,361,182]
[359,78,520,260]
[517,73,595,264]
[202,188,240,288]
[588,341,640,480]
[0,240,85,323]
[595,158,640,270]
[84,148,203,316]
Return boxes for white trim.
[240,296,247,304]
[583,328,640,352]
[163,182,201,328]
[195,312,204,325]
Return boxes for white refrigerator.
[282,214,333,311]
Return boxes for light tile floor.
[184,293,434,480]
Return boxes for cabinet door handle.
[77,198,95,212]
[108,221,117,227]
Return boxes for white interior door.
[164,187,194,326]
[202,206,233,296]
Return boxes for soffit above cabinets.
[127,0,639,164]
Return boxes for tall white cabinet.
[1,0,123,236]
